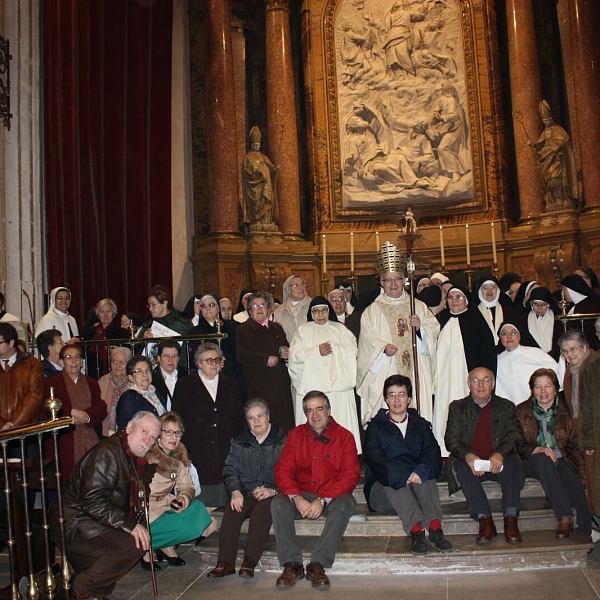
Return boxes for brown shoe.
[276,562,305,588]
[476,516,497,544]
[239,557,256,578]
[556,520,573,539]
[503,516,522,544]
[306,562,330,589]
[207,561,236,578]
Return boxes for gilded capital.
[265,0,289,10]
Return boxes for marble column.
[205,0,241,236]
[565,0,600,208]
[505,0,545,220]
[0,0,44,332]
[265,0,303,239]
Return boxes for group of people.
[0,248,597,594]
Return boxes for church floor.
[109,541,600,600]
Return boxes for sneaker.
[429,528,453,553]
[410,530,428,555]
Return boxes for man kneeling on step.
[364,375,452,555]
[271,390,360,589]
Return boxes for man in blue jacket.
[364,374,452,555]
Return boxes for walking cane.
[141,487,158,596]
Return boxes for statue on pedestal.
[242,126,279,232]
[530,100,579,212]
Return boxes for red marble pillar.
[206,0,241,235]
[566,0,600,208]
[505,0,545,220]
[265,0,303,239]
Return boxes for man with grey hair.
[54,411,161,600]
[271,391,360,589]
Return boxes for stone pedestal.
[505,0,545,221]
[264,0,303,239]
[205,0,242,236]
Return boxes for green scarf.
[533,395,558,451]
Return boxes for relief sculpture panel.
[326,0,484,215]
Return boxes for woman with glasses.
[116,356,166,430]
[521,287,563,361]
[142,411,212,570]
[236,292,295,432]
[44,343,107,480]
[97,346,132,437]
[187,293,245,393]
[289,296,361,452]
[172,342,245,512]
[207,399,286,578]
[433,284,497,455]
[273,275,312,343]
[515,368,592,540]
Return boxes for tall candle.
[350,232,355,272]
[322,234,327,274]
[375,231,380,251]
[439,225,445,268]
[465,224,471,265]
[491,221,497,264]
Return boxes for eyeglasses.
[199,357,223,365]
[311,307,329,315]
[160,354,179,360]
[481,285,497,291]
[531,302,549,309]
[470,377,493,385]
[63,355,82,361]
[560,345,584,356]
[448,294,465,301]
[500,330,519,337]
[247,413,267,421]
[387,392,408,399]
[162,429,184,437]
[147,302,161,308]
[250,303,267,310]
[381,277,404,284]
[132,368,152,375]
[111,360,126,365]
[290,282,306,288]
[200,303,217,309]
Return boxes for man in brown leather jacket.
[57,411,161,600]
[0,322,43,431]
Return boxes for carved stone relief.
[325,0,484,216]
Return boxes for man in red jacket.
[272,390,360,589]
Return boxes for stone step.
[193,529,593,574]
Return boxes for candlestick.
[350,232,355,272]
[465,224,470,265]
[439,225,445,268]
[491,221,497,264]
[322,234,327,275]
[375,231,380,251]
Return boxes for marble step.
[193,529,593,574]
[208,495,572,537]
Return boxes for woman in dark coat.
[236,291,295,432]
[172,342,245,508]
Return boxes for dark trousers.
[271,492,356,568]
[66,528,144,597]
[454,453,524,521]
[524,454,592,536]
[217,495,274,565]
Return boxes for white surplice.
[357,291,439,428]
[288,320,361,452]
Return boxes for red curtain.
[42,0,173,325]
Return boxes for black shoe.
[410,530,428,555]
[429,528,453,553]
[139,558,161,571]
[155,548,186,566]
